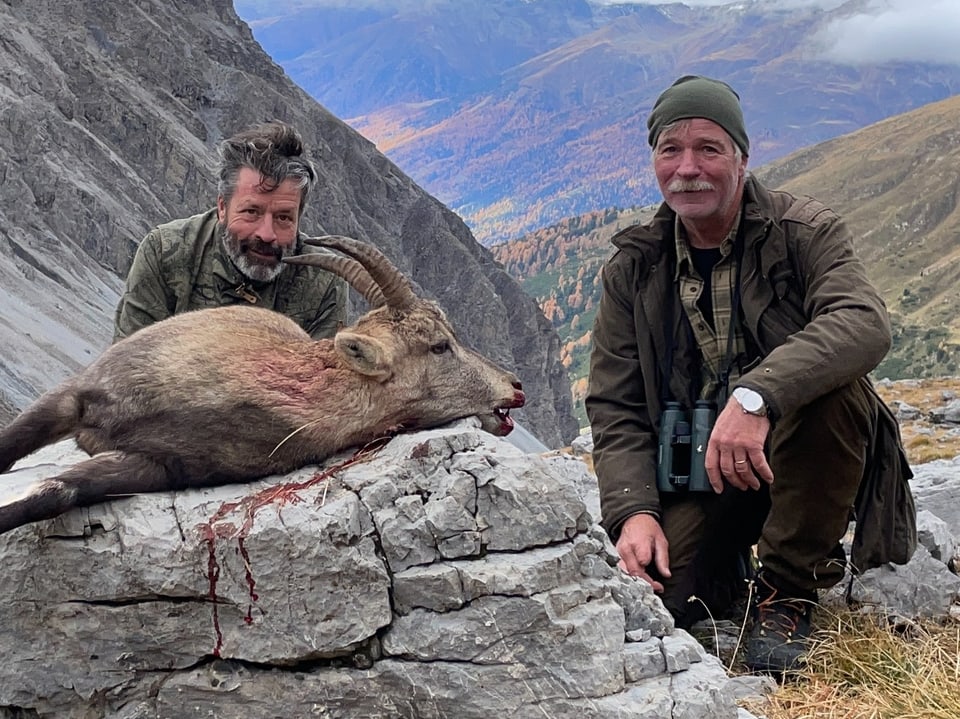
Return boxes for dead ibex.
[0,235,525,535]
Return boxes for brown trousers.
[656,380,874,626]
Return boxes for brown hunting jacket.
[114,209,347,342]
[587,175,898,547]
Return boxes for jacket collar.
[608,175,785,399]
[609,174,785,277]
[739,175,787,280]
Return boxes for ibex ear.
[334,331,393,381]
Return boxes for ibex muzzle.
[0,236,525,535]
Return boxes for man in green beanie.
[586,75,916,673]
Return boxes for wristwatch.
[732,387,767,417]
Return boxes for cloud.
[812,0,960,65]
[596,0,960,65]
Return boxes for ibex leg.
[0,451,169,535]
[0,390,81,473]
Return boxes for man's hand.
[616,513,671,592]
[704,399,774,492]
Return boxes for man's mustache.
[241,239,283,259]
[667,180,715,192]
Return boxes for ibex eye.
[430,340,451,355]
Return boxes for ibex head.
[285,235,524,436]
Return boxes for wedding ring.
[734,460,747,465]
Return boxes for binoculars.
[656,400,716,493]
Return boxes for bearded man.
[114,121,346,341]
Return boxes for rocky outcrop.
[820,457,960,624]
[0,0,578,445]
[0,423,759,719]
[6,427,960,718]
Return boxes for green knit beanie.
[647,75,749,155]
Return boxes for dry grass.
[739,378,960,718]
[743,609,960,719]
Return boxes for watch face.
[735,388,763,412]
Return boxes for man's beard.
[219,224,292,283]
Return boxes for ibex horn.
[302,235,417,311]
[283,251,386,307]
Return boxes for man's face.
[217,166,303,282]
[653,118,747,225]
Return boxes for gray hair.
[216,121,318,212]
[654,118,744,163]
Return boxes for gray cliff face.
[0,0,578,446]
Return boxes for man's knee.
[773,380,874,457]
[761,380,877,589]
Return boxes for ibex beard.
[0,236,525,535]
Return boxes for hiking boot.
[743,570,816,674]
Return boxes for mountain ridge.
[238,0,960,245]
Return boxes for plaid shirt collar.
[672,208,745,402]
[672,209,742,280]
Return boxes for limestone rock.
[930,399,960,425]
[0,423,747,718]
[916,508,957,564]
[847,545,960,619]
[911,456,960,541]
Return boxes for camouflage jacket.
[113,208,348,342]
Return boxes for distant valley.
[491,205,654,425]
[237,0,960,245]
[236,0,960,429]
